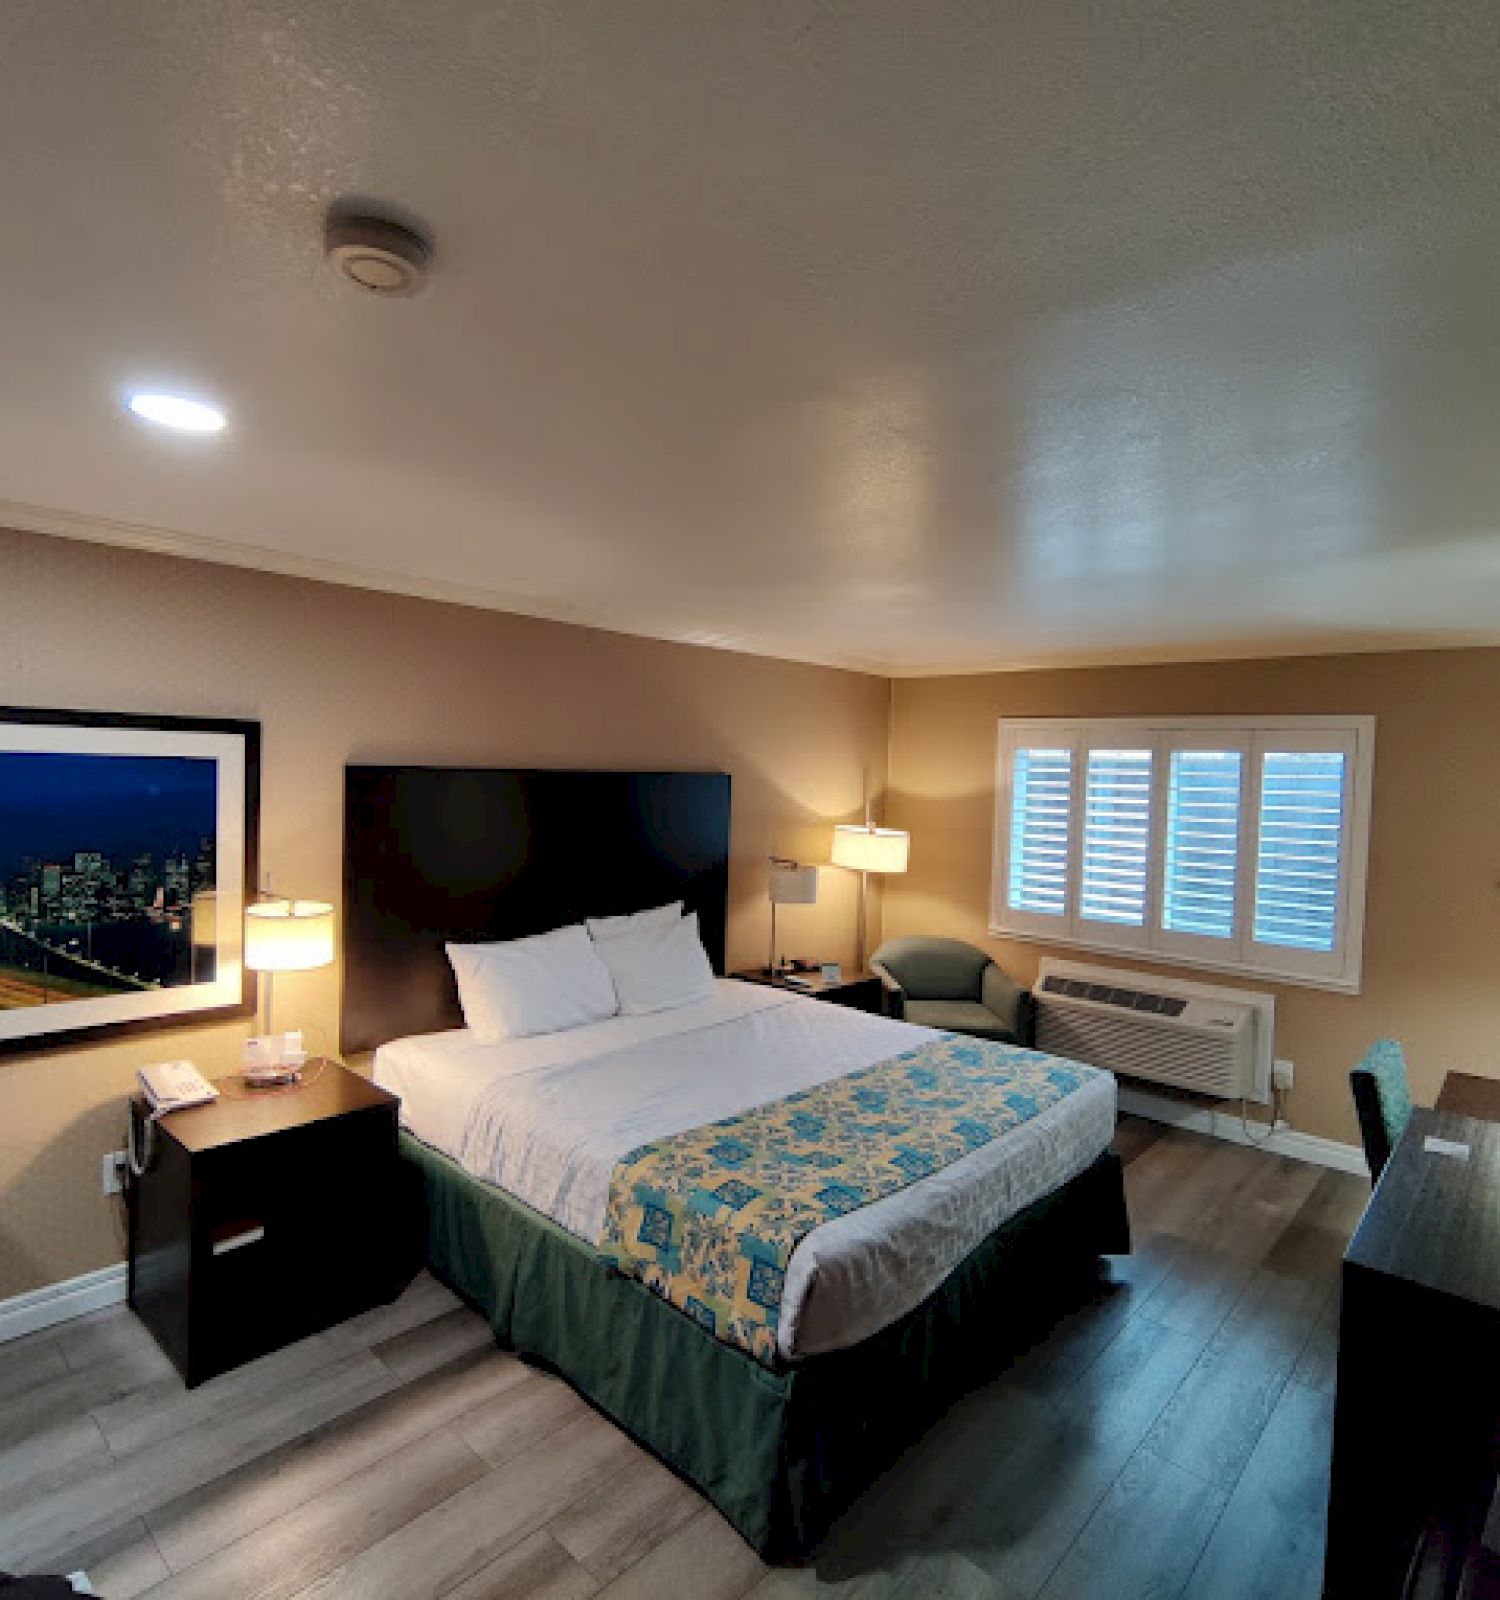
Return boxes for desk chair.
[1351,1038,1414,1182]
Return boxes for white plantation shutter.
[1252,750,1347,955]
[1080,748,1153,929]
[993,717,1373,991]
[1161,750,1242,941]
[1006,746,1073,918]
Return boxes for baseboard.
[0,1261,128,1345]
[1118,1085,1368,1176]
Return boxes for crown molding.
[8,495,1494,682]
[0,497,893,680]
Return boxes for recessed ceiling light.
[126,393,227,433]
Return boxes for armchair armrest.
[871,960,906,1020]
[982,964,1034,1044]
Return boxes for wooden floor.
[0,1117,1367,1600]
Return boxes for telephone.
[126,1062,217,1180]
[138,1060,218,1114]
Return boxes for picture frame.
[0,707,260,1054]
[820,961,842,985]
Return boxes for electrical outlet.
[101,1150,126,1196]
[1272,1058,1295,1091]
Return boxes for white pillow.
[446,924,618,1040]
[593,911,715,1016]
[585,901,684,941]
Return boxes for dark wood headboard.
[341,767,732,1054]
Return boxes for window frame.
[990,714,1376,993]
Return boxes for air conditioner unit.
[1034,958,1273,1102]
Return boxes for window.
[992,717,1374,990]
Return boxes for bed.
[343,766,1129,1558]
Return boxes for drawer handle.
[212,1224,265,1256]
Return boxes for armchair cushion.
[903,999,1021,1044]
[981,964,1027,1036]
[870,936,990,1001]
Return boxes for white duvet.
[374,980,1117,1360]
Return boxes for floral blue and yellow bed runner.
[599,1035,1091,1366]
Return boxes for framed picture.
[0,708,260,1054]
[820,962,842,985]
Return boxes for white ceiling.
[3,1,1500,675]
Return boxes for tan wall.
[0,528,890,1299]
[886,651,1500,1147]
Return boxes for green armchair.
[871,935,1034,1046]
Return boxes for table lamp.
[831,822,910,970]
[767,858,818,975]
[244,896,336,1038]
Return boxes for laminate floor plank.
[1121,1132,1235,1238]
[747,1549,1019,1599]
[1289,1282,1340,1396]
[146,1347,532,1571]
[292,1410,643,1600]
[1106,1137,1252,1323]
[815,1378,1055,1569]
[0,1411,113,1504]
[1179,1382,1335,1600]
[947,1316,1205,1596]
[0,1340,175,1454]
[548,1448,705,1582]
[326,1270,464,1353]
[0,1326,68,1390]
[1143,1174,1348,1493]
[455,1369,590,1469]
[370,1305,499,1382]
[1141,1298,1304,1493]
[81,1520,171,1600]
[997,1127,1230,1405]
[1034,1447,1227,1600]
[438,1529,601,1600]
[2,1349,396,1573]
[1134,1154,1323,1342]
[1001,1274,1141,1404]
[139,1424,489,1600]
[52,1304,174,1375]
[93,1329,359,1457]
[590,1506,767,1600]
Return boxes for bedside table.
[127,1062,417,1388]
[731,968,889,1015]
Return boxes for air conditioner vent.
[1038,974,1187,1017]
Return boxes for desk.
[1437,1070,1500,1123]
[1325,1108,1500,1596]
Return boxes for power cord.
[125,1103,162,1179]
[1239,1085,1286,1148]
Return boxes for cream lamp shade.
[769,862,819,905]
[244,898,336,973]
[831,824,911,875]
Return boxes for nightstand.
[127,1062,418,1388]
[731,968,889,1015]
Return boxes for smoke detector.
[324,213,432,297]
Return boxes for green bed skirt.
[402,1132,1129,1560]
